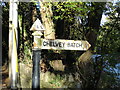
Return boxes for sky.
[100,0,119,26]
[100,14,108,26]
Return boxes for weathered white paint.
[30,18,45,31]
[34,39,91,51]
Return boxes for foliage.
[98,53,120,88]
[18,2,34,63]
[52,2,94,40]
[2,2,9,64]
[95,2,120,54]
[2,1,120,89]
[94,2,120,88]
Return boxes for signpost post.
[30,18,91,89]
[30,18,45,89]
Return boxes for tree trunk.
[78,3,106,89]
[39,2,55,39]
[32,6,37,22]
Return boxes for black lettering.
[49,41,63,47]
[67,43,76,47]
[67,43,70,47]
[62,43,65,47]
[53,41,56,47]
[43,41,49,46]
[76,43,82,47]
[71,43,75,47]
[54,41,59,47]
[59,42,62,47]
[49,41,53,47]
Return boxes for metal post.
[32,49,41,89]
[30,18,45,89]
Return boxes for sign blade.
[34,38,91,51]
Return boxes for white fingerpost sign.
[35,39,91,51]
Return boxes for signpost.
[30,18,45,89]
[30,18,91,89]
